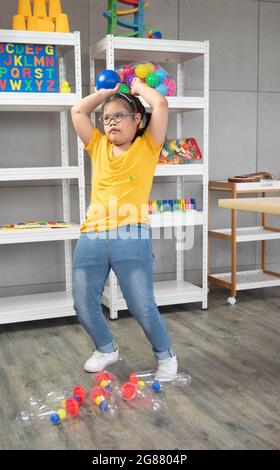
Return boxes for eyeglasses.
[99,111,136,126]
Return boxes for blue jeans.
[72,223,175,360]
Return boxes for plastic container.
[115,380,162,413]
[16,385,86,427]
[129,371,192,393]
[89,385,119,419]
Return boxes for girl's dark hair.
[101,93,152,141]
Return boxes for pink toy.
[163,76,176,96]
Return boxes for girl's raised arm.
[130,77,168,145]
[71,84,120,146]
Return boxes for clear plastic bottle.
[16,385,86,426]
[92,370,119,394]
[89,385,119,419]
[16,397,80,427]
[129,371,192,393]
[114,380,162,413]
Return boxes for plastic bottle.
[92,370,119,392]
[129,371,192,393]
[89,385,119,419]
[16,397,80,427]
[114,380,162,413]
[16,385,86,426]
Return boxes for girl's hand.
[130,77,144,96]
[95,82,121,97]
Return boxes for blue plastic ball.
[99,400,109,412]
[155,84,168,96]
[96,70,121,90]
[50,412,60,424]
[156,68,168,82]
[151,380,161,392]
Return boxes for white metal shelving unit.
[91,35,209,319]
[0,30,85,324]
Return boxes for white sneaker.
[155,355,178,382]
[84,349,119,373]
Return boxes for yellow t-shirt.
[81,128,162,232]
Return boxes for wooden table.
[219,197,280,215]
[208,181,280,304]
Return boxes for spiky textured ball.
[155,83,168,96]
[135,64,150,79]
[146,72,160,88]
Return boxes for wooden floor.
[0,287,279,450]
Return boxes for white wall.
[0,0,279,296]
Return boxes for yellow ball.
[145,63,155,73]
[100,380,109,388]
[137,380,145,389]
[135,64,149,79]
[57,408,67,421]
[60,399,66,408]
[95,396,105,406]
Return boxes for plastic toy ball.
[95,396,104,406]
[155,83,168,96]
[124,72,135,87]
[116,70,124,82]
[151,380,161,393]
[119,83,130,94]
[96,70,121,90]
[50,412,61,424]
[99,400,109,412]
[123,65,135,74]
[164,77,176,96]
[135,64,149,79]
[144,63,155,73]
[148,29,162,39]
[146,72,160,88]
[156,68,168,82]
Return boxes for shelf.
[209,270,280,291]
[0,29,84,325]
[155,163,205,176]
[0,93,79,112]
[95,96,205,114]
[209,226,280,242]
[93,36,206,63]
[141,96,205,112]
[0,29,78,47]
[150,211,204,227]
[0,291,75,325]
[102,280,204,311]
[209,180,280,193]
[0,167,80,182]
[92,35,209,318]
[0,225,81,244]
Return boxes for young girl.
[71,77,178,380]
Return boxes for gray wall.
[0,0,279,297]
